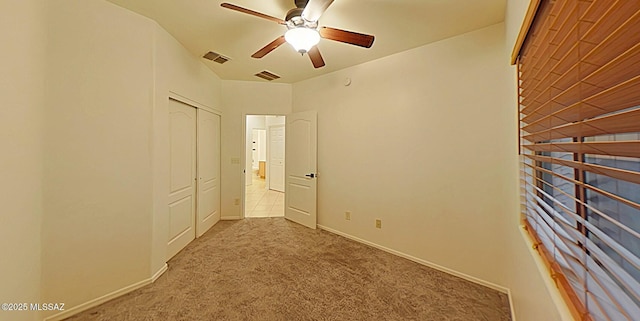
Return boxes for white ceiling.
[107,0,506,83]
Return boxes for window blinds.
[515,1,640,320]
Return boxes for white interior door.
[196,109,220,237]
[168,99,197,259]
[269,125,285,192]
[285,111,317,229]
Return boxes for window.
[513,1,640,320]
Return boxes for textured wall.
[0,0,46,320]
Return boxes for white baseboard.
[317,224,511,295]
[151,263,168,282]
[507,288,517,321]
[221,216,240,220]
[319,224,517,321]
[44,264,168,321]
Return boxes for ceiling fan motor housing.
[285,8,305,23]
[294,0,309,9]
[285,7,317,30]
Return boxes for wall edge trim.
[317,224,510,294]
[507,288,517,321]
[169,91,222,115]
[44,264,168,321]
[151,263,168,282]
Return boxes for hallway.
[244,172,284,218]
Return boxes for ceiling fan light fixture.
[284,27,320,53]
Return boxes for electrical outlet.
[234,198,240,205]
[375,219,382,229]
[345,211,351,220]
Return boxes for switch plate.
[345,211,351,220]
[234,198,240,205]
[375,219,382,229]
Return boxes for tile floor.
[245,171,284,218]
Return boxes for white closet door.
[196,109,221,237]
[167,99,197,259]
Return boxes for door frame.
[241,113,286,219]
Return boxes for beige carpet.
[66,218,511,320]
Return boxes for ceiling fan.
[220,0,375,68]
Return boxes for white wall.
[220,81,292,219]
[41,0,222,319]
[266,115,286,127]
[43,0,156,314]
[0,1,46,320]
[290,11,568,321]
[293,23,515,287]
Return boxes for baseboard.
[44,264,168,321]
[151,263,168,282]
[507,288,517,321]
[317,224,510,294]
[221,216,240,220]
[320,223,518,319]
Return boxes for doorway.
[244,115,286,218]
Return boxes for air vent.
[254,70,281,81]
[213,55,229,64]
[203,51,230,64]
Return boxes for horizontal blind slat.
[520,1,580,100]
[525,154,640,185]
[522,141,640,158]
[522,75,640,131]
[523,108,640,142]
[521,8,640,118]
[585,221,640,281]
[583,240,640,319]
[523,163,640,212]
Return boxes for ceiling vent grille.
[203,51,230,64]
[254,70,281,81]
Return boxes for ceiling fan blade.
[319,26,375,48]
[251,36,287,58]
[308,46,325,68]
[301,0,334,22]
[221,3,285,24]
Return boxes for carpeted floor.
[66,218,511,320]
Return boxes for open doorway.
[244,115,286,218]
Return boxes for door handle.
[305,173,315,178]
